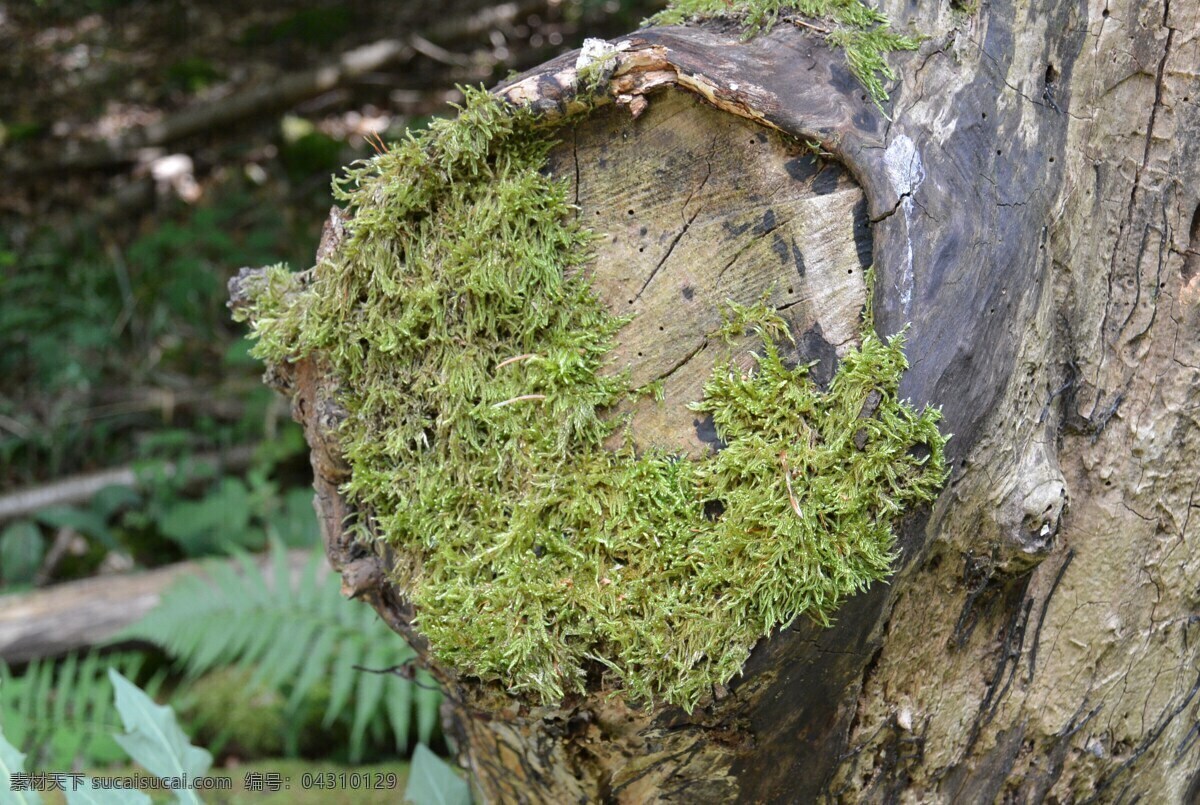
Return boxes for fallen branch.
[0,445,256,524]
[0,549,318,665]
[16,1,546,173]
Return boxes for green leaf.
[415,672,441,747]
[36,506,115,549]
[107,669,211,805]
[323,639,361,730]
[0,522,43,586]
[123,546,437,754]
[91,486,143,520]
[349,642,390,762]
[385,671,414,754]
[268,488,320,548]
[157,477,256,556]
[0,725,42,805]
[65,778,152,805]
[404,744,471,805]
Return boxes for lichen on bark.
[233,87,948,711]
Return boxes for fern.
[118,546,440,762]
[1,669,207,805]
[0,651,163,770]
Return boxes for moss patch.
[647,0,920,107]
[236,88,947,710]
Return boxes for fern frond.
[0,652,148,769]
[120,546,436,758]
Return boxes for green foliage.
[119,461,316,561]
[107,669,211,805]
[0,668,204,805]
[0,522,44,587]
[165,58,224,93]
[121,547,440,762]
[234,89,949,711]
[0,726,41,805]
[241,7,356,48]
[646,0,920,106]
[0,186,316,486]
[66,777,151,805]
[0,459,316,586]
[404,745,471,805]
[280,117,348,180]
[176,666,290,759]
[0,652,162,771]
[156,476,256,556]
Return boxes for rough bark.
[236,1,1200,801]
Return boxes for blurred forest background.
[0,1,658,800]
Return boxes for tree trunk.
[233,2,1200,801]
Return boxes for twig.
[34,527,82,587]
[12,1,547,173]
[353,662,442,691]
[410,34,473,67]
[492,394,547,408]
[0,445,257,524]
[790,18,833,35]
[0,413,32,439]
[495,353,539,370]
[779,452,804,518]
[364,130,390,155]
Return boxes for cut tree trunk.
[234,2,1200,801]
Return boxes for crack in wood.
[1026,549,1076,684]
[650,337,709,385]
[1086,668,1200,803]
[714,213,789,286]
[636,205,702,302]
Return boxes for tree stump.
[232,3,1200,801]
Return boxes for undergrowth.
[235,87,947,710]
[0,651,161,770]
[647,0,920,107]
[120,547,440,762]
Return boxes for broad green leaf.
[65,778,151,805]
[158,477,255,556]
[385,671,414,754]
[404,744,470,805]
[35,506,115,549]
[90,486,142,520]
[269,488,320,547]
[0,522,44,586]
[0,725,42,805]
[324,639,361,729]
[107,669,211,805]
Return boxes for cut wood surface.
[547,90,868,455]
[0,549,317,665]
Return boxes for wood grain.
[548,90,868,455]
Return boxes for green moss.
[647,0,920,107]
[235,88,947,711]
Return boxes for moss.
[647,0,920,107]
[180,667,287,758]
[235,88,947,711]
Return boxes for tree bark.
[236,2,1200,801]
